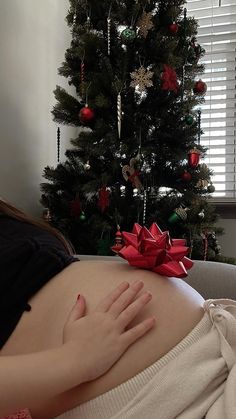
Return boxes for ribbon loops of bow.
[118,223,193,278]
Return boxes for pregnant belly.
[1,260,205,417]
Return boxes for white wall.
[0,0,75,215]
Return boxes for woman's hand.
[63,280,155,383]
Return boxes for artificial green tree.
[41,0,229,261]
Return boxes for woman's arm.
[0,281,155,415]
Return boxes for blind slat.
[187,0,236,199]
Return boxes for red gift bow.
[118,223,193,278]
[161,64,179,93]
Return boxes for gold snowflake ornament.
[130,65,154,92]
[137,12,154,38]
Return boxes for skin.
[1,261,205,418]
[0,280,155,416]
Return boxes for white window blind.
[186,0,236,201]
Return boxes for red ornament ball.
[79,106,95,124]
[181,171,192,182]
[193,80,207,95]
[169,23,179,34]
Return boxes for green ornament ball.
[168,212,180,224]
[208,184,215,193]
[121,28,136,43]
[80,211,86,221]
[185,114,194,125]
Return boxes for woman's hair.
[0,199,74,255]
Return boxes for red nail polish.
[77,294,80,301]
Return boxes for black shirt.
[0,216,78,348]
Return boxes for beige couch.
[78,256,236,300]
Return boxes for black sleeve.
[0,236,77,348]
[0,237,67,311]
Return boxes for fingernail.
[77,294,80,301]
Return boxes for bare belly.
[1,260,205,417]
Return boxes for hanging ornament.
[130,65,154,93]
[72,7,78,39]
[117,92,122,139]
[70,198,81,218]
[121,27,136,43]
[86,10,91,31]
[79,104,95,124]
[80,60,85,98]
[161,65,179,93]
[84,161,91,171]
[207,183,215,193]
[122,157,143,191]
[188,148,202,168]
[168,207,188,224]
[193,80,207,95]
[181,170,192,182]
[197,109,202,145]
[98,186,110,212]
[73,10,77,26]
[111,226,124,254]
[196,178,209,188]
[143,190,147,226]
[107,16,111,55]
[169,22,179,34]
[80,211,86,221]
[57,127,61,163]
[185,114,194,126]
[42,208,52,222]
[137,12,154,38]
[198,209,205,219]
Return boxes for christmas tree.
[41,0,232,261]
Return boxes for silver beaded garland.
[143,190,147,225]
[117,92,122,139]
[107,17,111,55]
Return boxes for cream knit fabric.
[57,299,236,419]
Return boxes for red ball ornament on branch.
[169,22,179,34]
[188,148,202,168]
[181,170,192,182]
[79,105,95,124]
[193,80,207,95]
